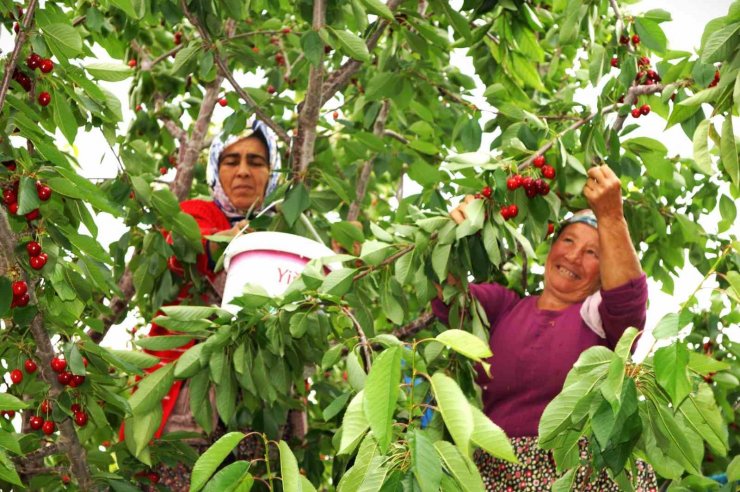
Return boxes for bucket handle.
[233,198,326,246]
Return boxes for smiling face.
[542,223,601,307]
[218,136,270,211]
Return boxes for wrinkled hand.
[449,195,476,224]
[226,219,251,237]
[583,164,624,222]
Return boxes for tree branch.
[0,210,16,277]
[291,0,327,178]
[13,444,61,466]
[352,244,415,282]
[180,0,290,144]
[383,129,408,144]
[348,100,389,221]
[342,306,373,371]
[610,83,664,135]
[0,0,39,115]
[393,312,436,340]
[153,93,187,143]
[317,0,404,106]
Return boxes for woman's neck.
[536,291,572,311]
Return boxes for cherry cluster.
[12,52,54,106]
[2,359,38,420]
[635,57,662,86]
[27,240,49,270]
[2,178,52,222]
[507,155,555,199]
[619,33,640,46]
[11,279,29,307]
[51,356,86,388]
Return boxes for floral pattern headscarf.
[207,118,282,222]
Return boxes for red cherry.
[61,474,71,484]
[332,111,339,120]
[42,420,55,435]
[147,472,160,484]
[275,53,285,66]
[25,208,40,221]
[13,22,19,34]
[481,186,492,198]
[38,92,51,107]
[506,176,519,190]
[39,59,54,73]
[12,280,28,296]
[639,56,650,67]
[174,31,182,45]
[507,204,518,218]
[218,97,228,107]
[40,400,51,414]
[8,202,19,215]
[2,410,15,419]
[57,371,72,385]
[251,46,260,54]
[2,189,17,205]
[542,165,556,180]
[547,223,555,236]
[24,359,37,373]
[159,167,167,175]
[533,155,546,168]
[619,35,629,45]
[70,403,82,413]
[127,59,137,68]
[610,57,618,68]
[10,369,23,384]
[135,104,142,112]
[82,358,88,368]
[282,27,291,34]
[267,85,276,94]
[50,357,66,373]
[631,34,640,45]
[631,108,641,118]
[640,104,651,116]
[26,53,41,70]
[37,185,51,201]
[69,375,85,387]
[74,412,88,426]
[14,293,29,307]
[29,415,43,430]
[27,241,42,257]
[500,206,510,220]
[30,255,45,270]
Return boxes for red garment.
[138,200,231,439]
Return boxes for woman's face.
[543,223,601,305]
[218,136,270,211]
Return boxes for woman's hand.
[226,219,250,237]
[450,195,476,224]
[583,164,624,222]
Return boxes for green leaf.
[430,373,473,457]
[0,453,23,487]
[338,390,370,455]
[51,167,120,215]
[301,31,324,67]
[728,455,740,482]
[646,401,702,475]
[360,0,394,20]
[17,176,40,215]
[107,349,160,370]
[692,119,713,175]
[652,312,680,339]
[109,0,145,18]
[655,344,692,407]
[410,430,443,492]
[676,383,729,456]
[0,278,10,318]
[700,22,740,63]
[86,62,134,81]
[470,406,517,463]
[720,116,740,188]
[614,327,640,361]
[135,335,194,351]
[190,432,245,492]
[431,243,451,282]
[409,139,440,155]
[202,462,252,492]
[364,72,401,101]
[151,316,212,333]
[511,53,546,91]
[283,183,311,227]
[551,469,576,492]
[435,329,492,362]
[539,377,601,447]
[278,440,302,492]
[0,394,29,411]
[161,305,219,320]
[52,88,78,144]
[319,268,357,297]
[436,0,471,41]
[174,343,205,378]
[455,198,484,239]
[363,346,401,453]
[128,363,175,416]
[329,27,371,62]
[434,441,485,492]
[172,43,202,75]
[687,352,730,375]
[635,17,667,53]
[41,23,83,57]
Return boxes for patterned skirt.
[474,436,658,491]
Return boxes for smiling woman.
[434,164,656,490]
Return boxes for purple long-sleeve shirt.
[432,274,647,437]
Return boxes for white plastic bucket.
[221,231,337,311]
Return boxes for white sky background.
[1,1,736,353]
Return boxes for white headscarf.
[206,118,282,222]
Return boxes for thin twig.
[0,0,39,115]
[383,129,409,144]
[352,244,416,282]
[342,306,373,371]
[13,444,61,464]
[348,100,389,221]
[393,312,436,340]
